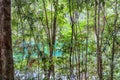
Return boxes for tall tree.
[0,0,14,80]
[94,0,103,79]
[110,0,118,80]
[42,0,58,79]
[85,6,89,80]
[68,0,74,78]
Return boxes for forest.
[0,0,120,80]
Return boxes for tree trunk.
[110,0,118,79]
[85,8,89,80]
[68,0,74,78]
[94,0,103,79]
[0,0,14,80]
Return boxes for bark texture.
[94,0,103,79]
[0,0,14,80]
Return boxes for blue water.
[17,41,63,57]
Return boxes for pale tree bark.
[0,0,14,80]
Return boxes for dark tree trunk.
[68,0,74,78]
[0,47,2,80]
[0,0,14,80]
[97,1,103,79]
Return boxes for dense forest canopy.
[0,0,120,80]
[12,0,120,80]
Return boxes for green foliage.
[12,0,120,79]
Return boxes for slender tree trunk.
[0,0,14,80]
[42,0,51,79]
[98,0,103,79]
[78,47,80,80]
[42,0,58,79]
[85,8,89,80]
[94,0,103,79]
[110,0,118,79]
[68,0,74,78]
